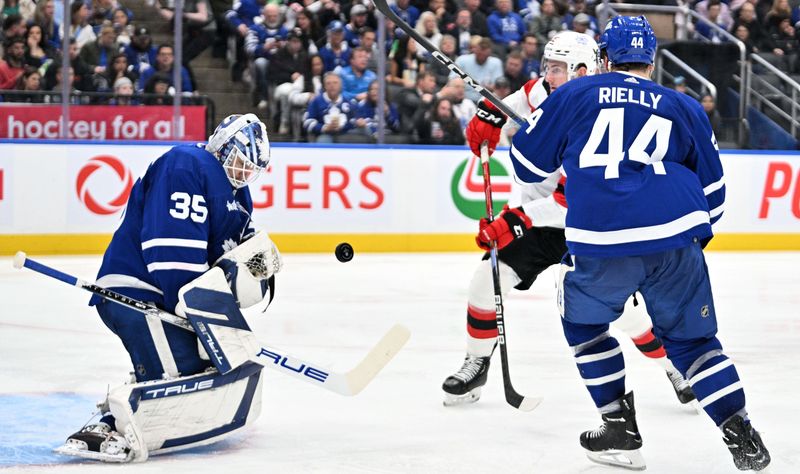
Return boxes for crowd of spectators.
[694,0,800,73]
[0,0,191,104]
[1,0,794,143]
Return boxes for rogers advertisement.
[0,143,798,248]
[0,105,207,141]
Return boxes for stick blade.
[13,251,26,269]
[344,324,411,395]
[515,395,544,412]
[505,383,543,412]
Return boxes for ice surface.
[1,252,797,473]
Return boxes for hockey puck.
[335,242,354,262]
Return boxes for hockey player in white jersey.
[54,114,282,463]
[442,31,695,407]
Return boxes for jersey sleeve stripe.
[709,204,724,219]
[565,210,710,245]
[95,274,164,295]
[511,144,552,180]
[703,178,725,196]
[142,238,208,250]
[146,262,210,273]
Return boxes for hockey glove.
[476,205,532,251]
[465,100,508,157]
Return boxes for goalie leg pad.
[178,267,261,374]
[107,363,264,457]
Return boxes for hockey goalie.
[54,114,281,463]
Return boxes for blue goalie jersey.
[510,71,725,257]
[91,144,255,312]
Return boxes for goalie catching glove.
[476,205,532,251]
[465,99,508,157]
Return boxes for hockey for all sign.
[0,105,207,141]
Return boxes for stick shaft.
[479,144,541,411]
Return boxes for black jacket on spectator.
[395,86,433,134]
[44,58,95,92]
[732,18,770,53]
[469,9,489,38]
[269,46,310,86]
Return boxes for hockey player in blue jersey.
[510,16,770,471]
[55,114,282,463]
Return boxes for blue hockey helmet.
[206,114,270,189]
[598,15,657,66]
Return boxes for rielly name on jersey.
[510,71,725,258]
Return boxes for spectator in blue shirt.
[124,27,157,77]
[245,3,288,109]
[225,0,265,81]
[487,0,526,52]
[345,3,369,47]
[337,46,377,101]
[391,0,420,28]
[350,79,401,141]
[137,44,193,93]
[303,71,355,142]
[319,20,351,72]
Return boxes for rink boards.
[0,141,798,254]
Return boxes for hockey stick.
[13,251,410,396]
[371,0,525,127]
[480,143,542,412]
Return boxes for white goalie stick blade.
[254,324,411,396]
[585,448,646,471]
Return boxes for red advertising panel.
[0,105,206,141]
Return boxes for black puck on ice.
[335,242,354,262]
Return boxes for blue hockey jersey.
[510,71,725,257]
[91,144,255,312]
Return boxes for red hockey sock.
[466,305,498,339]
[632,330,667,359]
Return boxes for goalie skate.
[54,422,135,463]
[580,392,646,471]
[442,355,490,407]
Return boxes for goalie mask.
[542,31,600,81]
[206,114,270,189]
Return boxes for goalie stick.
[479,144,542,412]
[13,251,410,396]
[371,0,525,127]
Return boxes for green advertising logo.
[451,155,512,220]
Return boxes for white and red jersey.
[502,78,568,229]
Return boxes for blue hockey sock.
[573,334,626,413]
[687,352,746,426]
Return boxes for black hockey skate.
[54,422,133,463]
[722,415,771,471]
[666,369,697,404]
[442,355,491,407]
[580,391,646,471]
